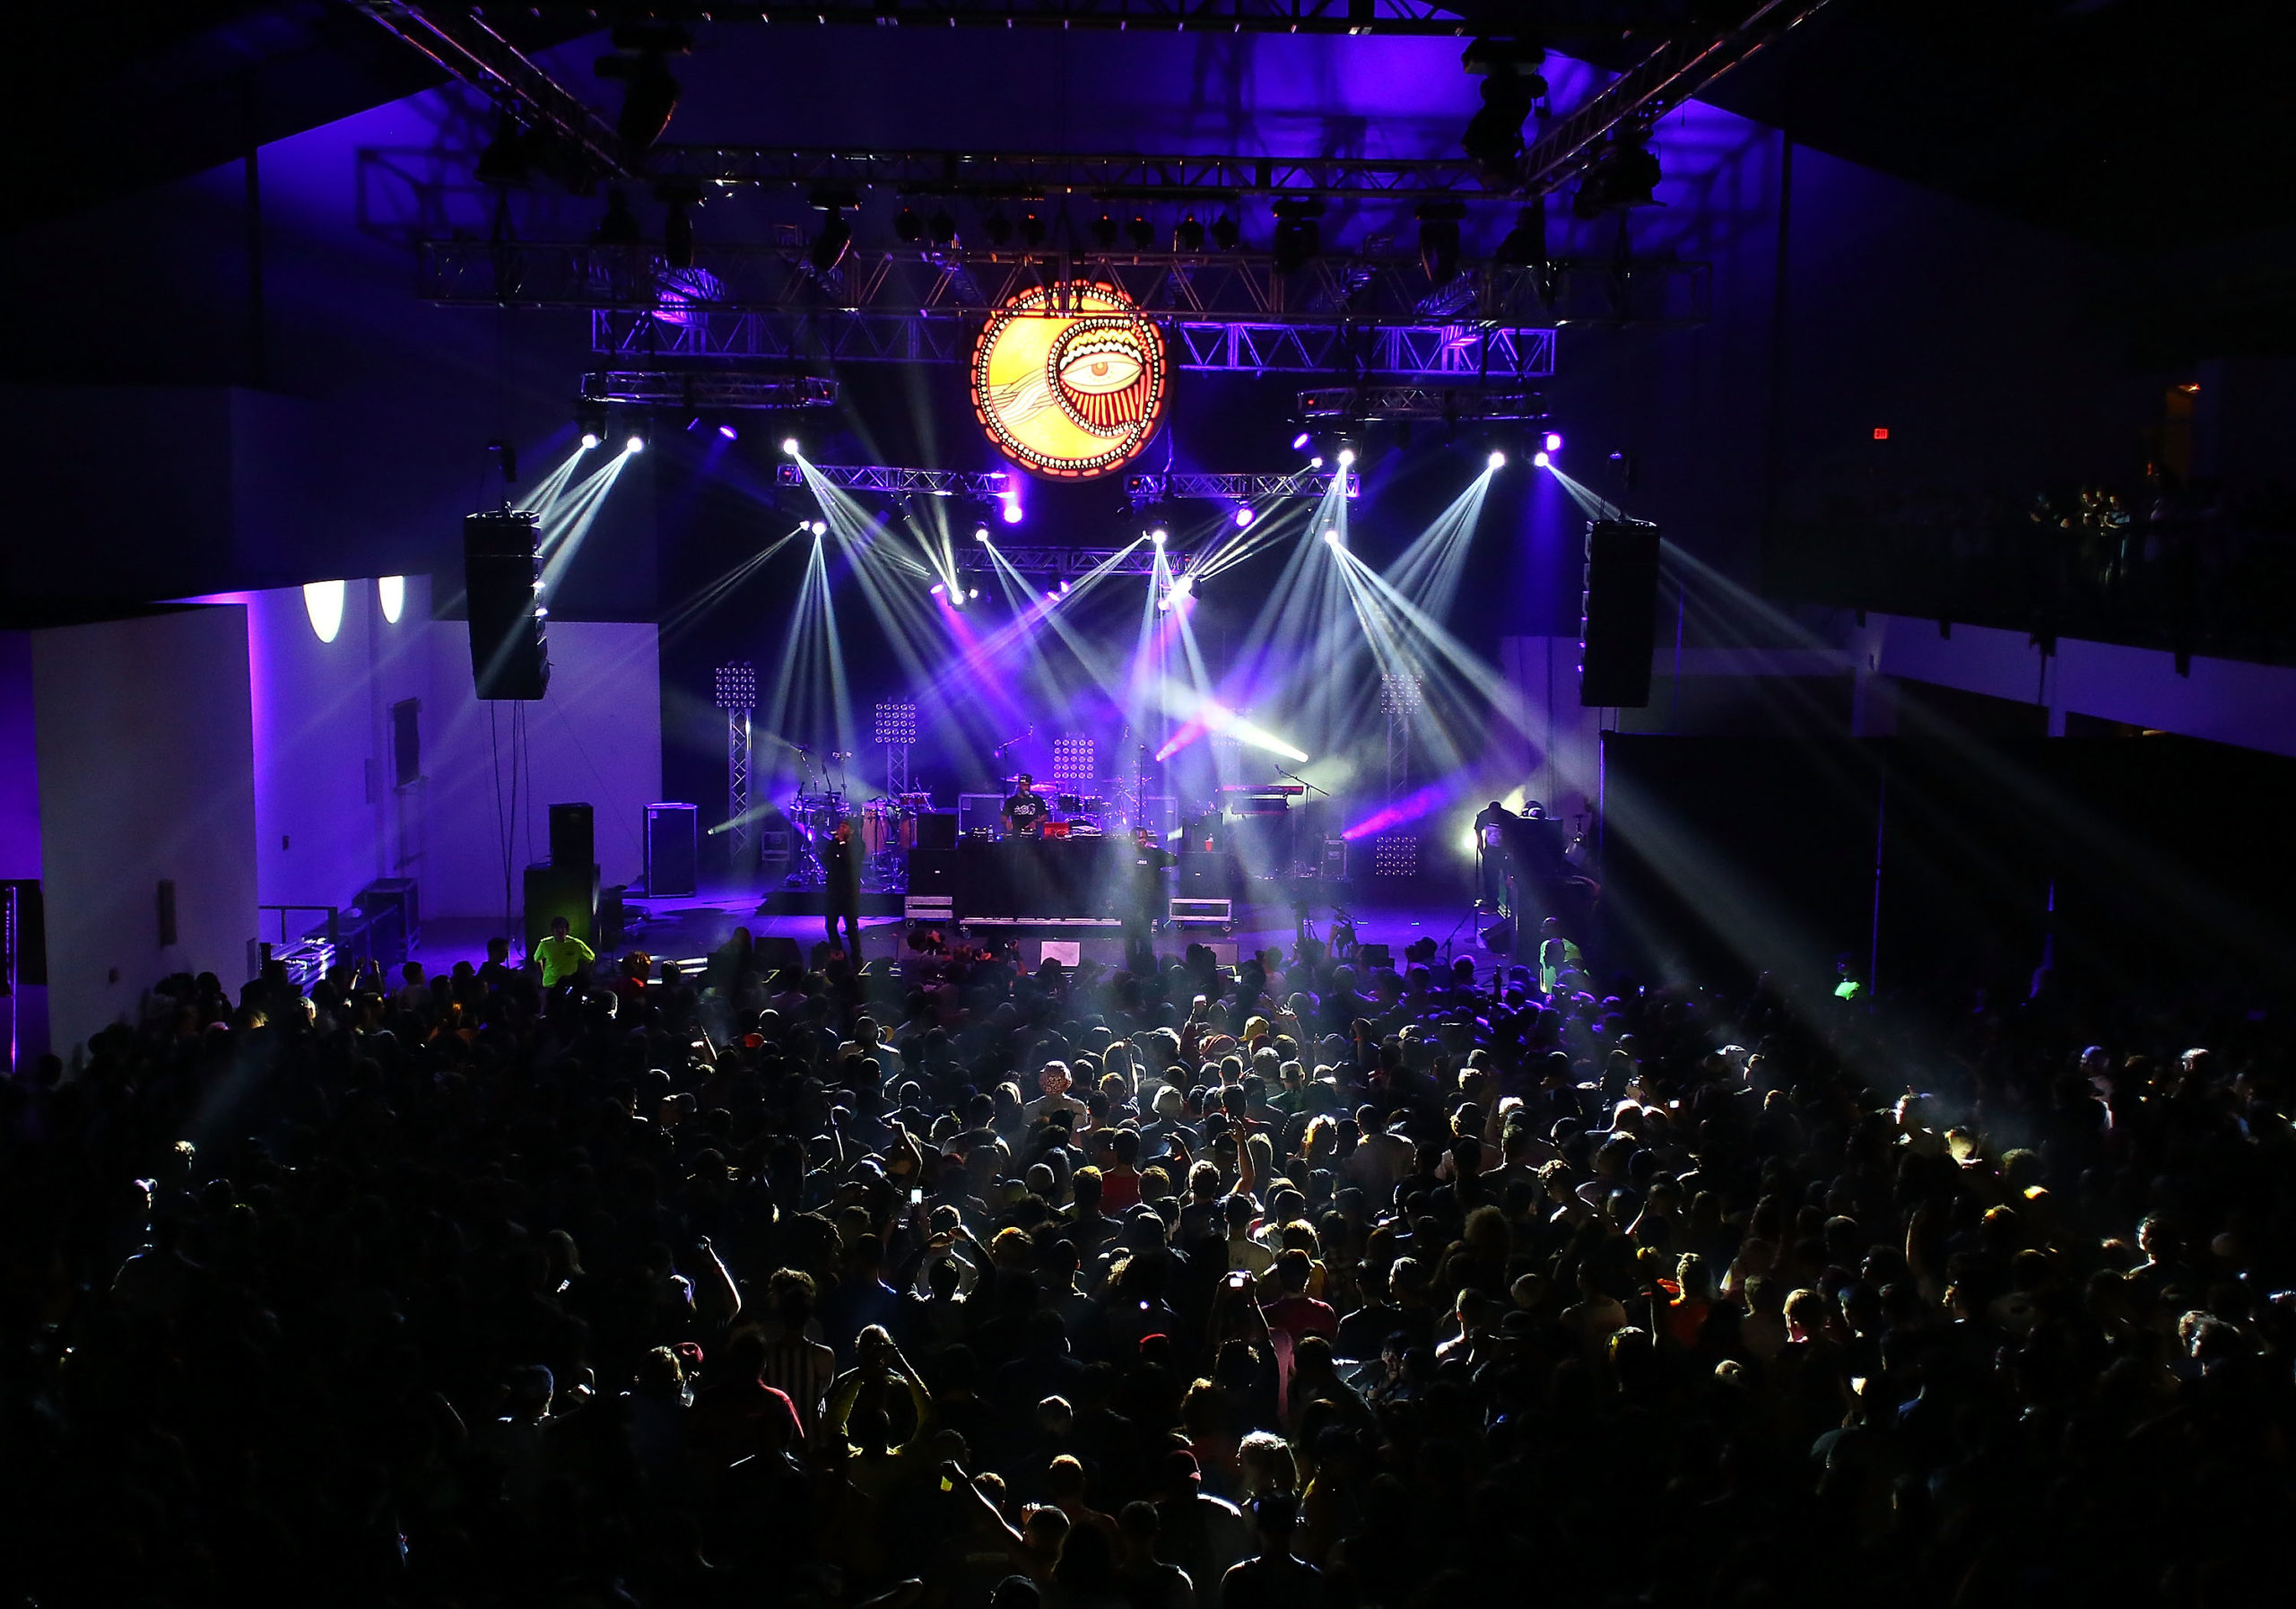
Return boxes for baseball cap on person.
[1163,1448,1202,1484]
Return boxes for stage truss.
[779,464,1356,501]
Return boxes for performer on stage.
[822,817,863,961]
[1474,798,1518,910]
[1002,773,1048,839]
[1124,825,1175,978]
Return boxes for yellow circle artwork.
[971,283,1170,480]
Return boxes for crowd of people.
[2,916,2291,1609]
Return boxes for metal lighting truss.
[422,239,1686,330]
[1296,384,1546,421]
[580,370,839,408]
[643,147,1503,201]
[347,2,626,182]
[1124,470,1357,500]
[713,661,758,870]
[952,546,1187,578]
[1516,0,1837,198]
[779,464,1352,500]
[1379,671,1422,802]
[776,463,1015,496]
[510,0,1477,34]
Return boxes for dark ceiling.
[8,0,2289,252]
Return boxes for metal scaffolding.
[580,370,839,409]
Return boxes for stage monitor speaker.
[907,848,957,895]
[523,862,599,953]
[915,812,958,851]
[756,935,804,976]
[1178,850,1239,897]
[598,885,627,950]
[549,802,594,869]
[1580,518,1663,709]
[465,509,551,700]
[644,803,700,898]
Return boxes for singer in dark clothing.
[1124,826,1174,978]
[822,818,863,961]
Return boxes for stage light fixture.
[1020,211,1047,246]
[1001,496,1023,525]
[1533,449,1552,468]
[1415,201,1465,285]
[1235,506,1256,527]
[1322,527,1340,545]
[1126,214,1155,249]
[596,37,684,160]
[626,433,646,454]
[1544,431,1563,452]
[1336,447,1357,466]
[1091,213,1119,248]
[378,576,405,624]
[812,520,828,535]
[663,196,696,268]
[1060,579,1072,594]
[1151,528,1168,545]
[930,582,946,597]
[1271,198,1324,274]
[1459,39,1545,181]
[1493,198,1546,266]
[927,210,959,246]
[474,117,529,187]
[975,526,990,542]
[1169,575,1193,599]
[1309,455,1325,469]
[593,187,640,245]
[893,206,924,243]
[1173,214,1205,252]
[718,422,739,440]
[969,587,980,599]
[985,212,1014,247]
[810,207,853,274]
[580,430,601,450]
[1292,431,1312,451]
[781,437,801,457]
[1488,450,1506,469]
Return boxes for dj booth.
[956,836,1135,921]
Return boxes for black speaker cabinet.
[549,802,595,869]
[644,803,700,898]
[907,848,958,895]
[1580,518,1663,709]
[465,509,551,700]
[914,812,959,851]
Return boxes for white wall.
[32,608,258,1058]
[418,617,664,918]
[1852,613,2296,755]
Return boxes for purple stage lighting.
[1533,449,1552,468]
[1544,431,1563,453]
[930,582,946,597]
[1292,431,1311,451]
[1235,506,1256,527]
[718,423,739,440]
[1001,496,1023,525]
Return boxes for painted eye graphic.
[973,283,1167,480]
[1058,342,1143,395]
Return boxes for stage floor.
[414,882,1501,979]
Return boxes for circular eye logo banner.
[971,283,1169,480]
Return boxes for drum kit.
[786,788,935,888]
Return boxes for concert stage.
[421,885,1497,978]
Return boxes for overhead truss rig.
[361,1,1832,206]
[581,370,839,407]
[500,0,1481,35]
[1295,384,1546,421]
[424,241,1676,332]
[645,147,1504,203]
[952,546,1187,578]
[778,463,1355,500]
